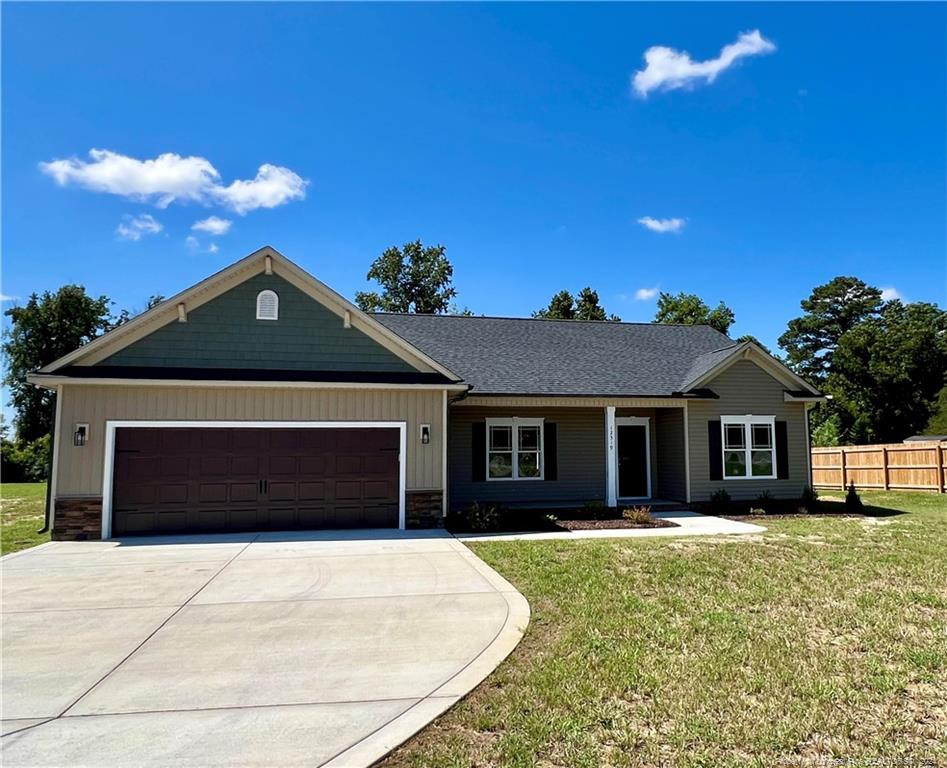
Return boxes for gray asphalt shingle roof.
[372,313,738,396]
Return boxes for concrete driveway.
[0,530,529,767]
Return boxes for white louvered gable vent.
[256,290,279,320]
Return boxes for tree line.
[3,241,945,480]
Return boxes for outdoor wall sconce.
[73,423,89,447]
[420,424,431,445]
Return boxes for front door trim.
[615,416,652,501]
[101,420,407,539]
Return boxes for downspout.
[39,384,62,534]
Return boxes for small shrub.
[709,488,731,514]
[458,502,502,532]
[845,483,864,514]
[752,490,778,514]
[622,505,653,525]
[799,485,820,514]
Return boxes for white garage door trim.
[101,420,408,539]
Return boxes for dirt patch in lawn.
[555,517,677,531]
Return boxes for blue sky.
[3,2,945,350]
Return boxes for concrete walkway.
[0,530,529,768]
[455,509,766,542]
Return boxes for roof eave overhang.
[27,373,470,392]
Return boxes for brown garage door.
[111,426,400,536]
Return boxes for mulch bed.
[555,517,677,530]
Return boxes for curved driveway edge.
[323,539,530,768]
[1,530,530,768]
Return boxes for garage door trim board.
[101,420,408,538]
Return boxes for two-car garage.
[108,424,403,536]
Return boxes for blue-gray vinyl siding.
[100,273,417,372]
[654,408,687,501]
[688,360,810,501]
[449,407,606,509]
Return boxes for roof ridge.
[371,311,730,332]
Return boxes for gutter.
[27,374,469,393]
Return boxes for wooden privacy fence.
[811,441,947,493]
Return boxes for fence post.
[881,446,889,490]
[939,443,946,494]
[839,448,847,490]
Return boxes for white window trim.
[256,290,279,320]
[485,417,544,481]
[100,420,407,538]
[721,414,777,480]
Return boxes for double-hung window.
[721,415,776,479]
[486,417,544,480]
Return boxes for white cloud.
[638,216,685,233]
[40,149,308,214]
[185,235,200,250]
[634,286,659,301]
[0,293,18,302]
[116,213,162,241]
[881,287,903,302]
[213,164,308,215]
[208,243,220,254]
[633,30,776,97]
[192,216,232,235]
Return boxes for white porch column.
[605,406,617,506]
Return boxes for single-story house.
[29,247,825,540]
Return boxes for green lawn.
[1,482,50,555]
[383,492,947,768]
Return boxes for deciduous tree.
[2,286,123,442]
[653,292,734,334]
[355,240,457,314]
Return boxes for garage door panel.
[154,511,188,532]
[268,508,297,529]
[334,481,362,500]
[199,456,229,477]
[194,510,227,530]
[267,482,297,502]
[160,456,189,478]
[335,456,362,475]
[298,482,325,501]
[158,485,189,504]
[298,456,325,475]
[198,484,228,503]
[363,480,394,499]
[363,505,397,527]
[231,456,260,477]
[230,483,259,503]
[112,427,400,536]
[269,456,297,476]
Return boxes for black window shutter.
[775,421,789,479]
[544,422,558,481]
[708,420,723,481]
[472,422,486,482]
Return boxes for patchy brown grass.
[1,483,49,555]
[381,491,947,768]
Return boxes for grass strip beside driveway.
[382,492,947,768]
[1,483,49,555]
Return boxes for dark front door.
[111,427,400,536]
[617,423,649,498]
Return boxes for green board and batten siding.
[100,273,417,372]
